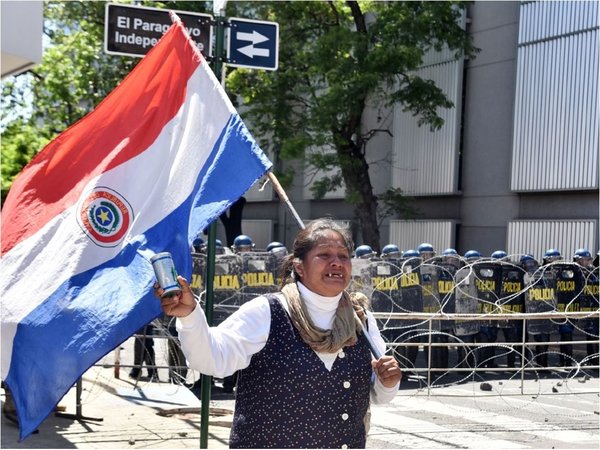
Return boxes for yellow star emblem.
[97,209,110,224]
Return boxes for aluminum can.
[151,252,181,297]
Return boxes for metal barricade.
[372,310,600,394]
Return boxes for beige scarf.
[281,282,370,354]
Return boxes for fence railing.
[372,310,599,394]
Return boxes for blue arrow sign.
[228,17,279,71]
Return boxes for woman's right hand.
[154,275,196,318]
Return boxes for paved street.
[2,337,598,449]
[369,373,599,449]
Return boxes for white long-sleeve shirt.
[177,282,399,404]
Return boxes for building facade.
[236,1,598,262]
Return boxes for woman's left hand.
[372,355,402,387]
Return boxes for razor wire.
[92,252,598,397]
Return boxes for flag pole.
[266,172,304,231]
[266,171,382,359]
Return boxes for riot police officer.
[395,249,424,375]
[453,251,482,372]
[472,251,503,372]
[522,254,554,372]
[418,243,445,373]
[574,248,599,371]
[436,248,462,373]
[493,251,524,369]
[266,241,288,279]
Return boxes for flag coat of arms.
[0,13,272,440]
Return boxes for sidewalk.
[1,338,236,449]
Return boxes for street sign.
[104,3,212,58]
[227,18,278,71]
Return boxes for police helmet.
[267,241,288,258]
[266,241,285,252]
[491,250,508,260]
[233,234,254,253]
[543,248,562,263]
[403,249,420,259]
[417,243,435,259]
[464,250,481,262]
[520,254,539,272]
[574,248,592,259]
[441,248,459,264]
[192,235,205,253]
[215,239,225,255]
[355,245,376,259]
[573,248,593,267]
[381,244,401,259]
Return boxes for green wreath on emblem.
[89,201,121,234]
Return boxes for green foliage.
[226,1,476,245]
[1,119,51,201]
[1,1,139,203]
[378,188,421,224]
[1,0,475,246]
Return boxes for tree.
[2,1,476,251]
[226,1,477,250]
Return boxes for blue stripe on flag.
[5,112,271,439]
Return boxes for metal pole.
[199,11,226,450]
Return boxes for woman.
[156,218,401,448]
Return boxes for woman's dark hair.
[279,218,354,288]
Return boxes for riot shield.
[190,253,206,297]
[498,262,525,329]
[368,259,405,339]
[349,257,373,297]
[474,262,503,328]
[421,263,442,332]
[454,265,480,337]
[212,254,243,325]
[398,257,424,318]
[240,252,279,304]
[436,262,457,332]
[553,263,583,328]
[524,265,556,335]
[579,266,599,334]
[394,257,424,371]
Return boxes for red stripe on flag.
[1,21,202,254]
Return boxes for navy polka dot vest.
[229,296,372,449]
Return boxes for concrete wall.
[457,1,521,254]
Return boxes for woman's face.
[293,230,352,297]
